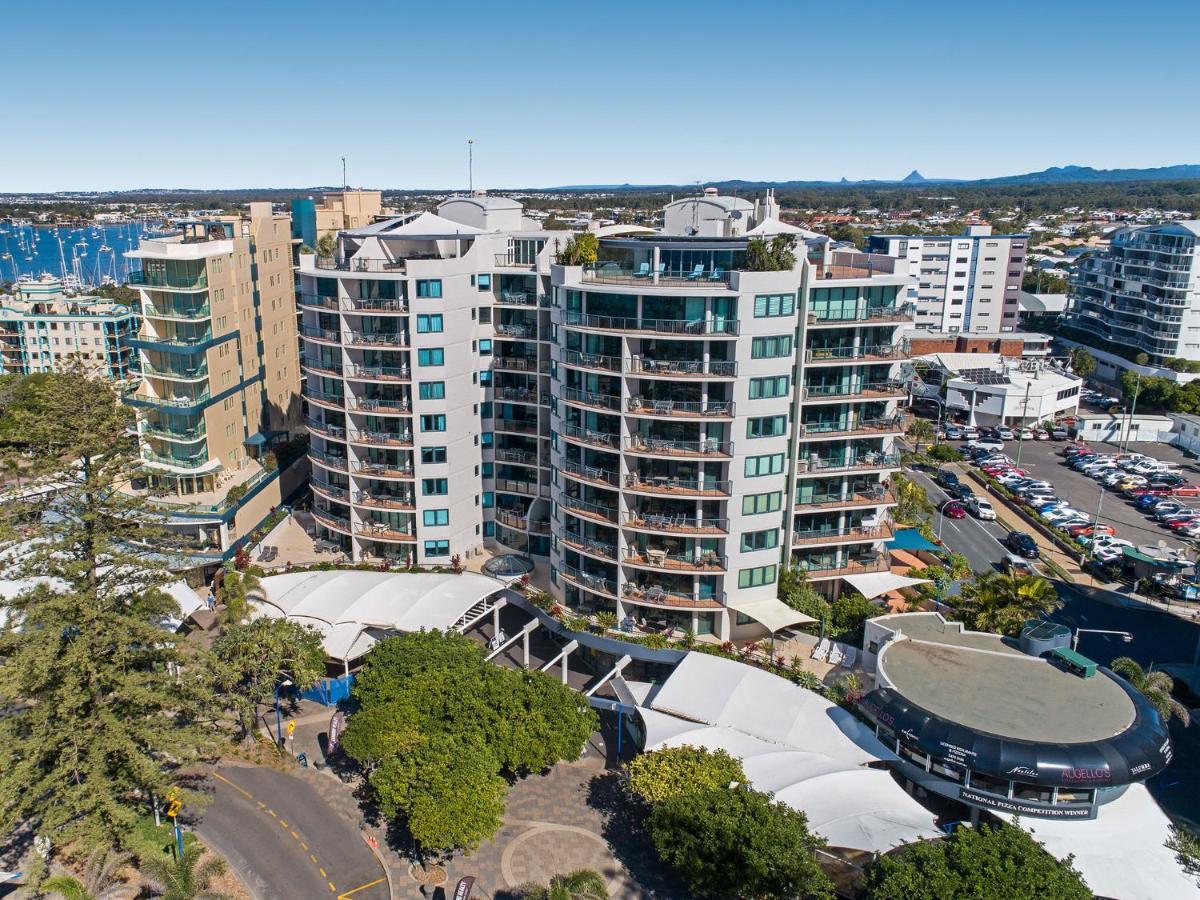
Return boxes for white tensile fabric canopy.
[250,570,502,662]
[724,595,817,633]
[344,211,484,239]
[999,783,1195,899]
[844,572,932,599]
[640,653,940,852]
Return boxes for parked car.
[941,500,967,519]
[949,483,976,502]
[944,426,964,440]
[1068,523,1116,539]
[966,439,1004,453]
[1018,429,1034,441]
[959,426,979,440]
[968,498,996,520]
[1006,531,1040,558]
[997,427,1016,440]
[1034,429,1051,440]
[1051,427,1069,440]
[936,469,961,489]
[1002,554,1036,575]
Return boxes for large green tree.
[864,823,1091,899]
[646,788,833,900]
[210,618,326,741]
[952,571,1061,636]
[627,746,746,805]
[341,630,596,857]
[0,371,217,850]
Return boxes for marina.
[0,218,165,289]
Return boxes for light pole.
[1071,628,1132,652]
[1014,380,1033,468]
[274,678,294,745]
[1120,371,1142,454]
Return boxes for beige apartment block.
[316,190,386,241]
[125,202,302,562]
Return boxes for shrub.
[628,746,747,804]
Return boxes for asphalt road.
[195,767,388,900]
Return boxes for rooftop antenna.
[468,139,475,193]
[341,157,347,192]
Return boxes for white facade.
[1067,221,1200,365]
[869,226,1027,334]
[921,353,1082,426]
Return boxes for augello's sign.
[960,788,1093,819]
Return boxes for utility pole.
[468,139,474,192]
[1015,379,1032,468]
[341,157,347,192]
[1121,371,1142,454]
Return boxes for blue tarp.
[887,528,941,553]
[301,675,354,706]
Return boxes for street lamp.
[274,678,294,745]
[1071,628,1132,652]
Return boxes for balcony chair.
[686,264,705,280]
[633,262,651,278]
[708,266,725,282]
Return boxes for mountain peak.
[901,170,927,184]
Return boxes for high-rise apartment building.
[868,226,1027,333]
[1065,222,1200,365]
[291,190,387,251]
[301,192,913,641]
[124,202,303,558]
[0,274,137,378]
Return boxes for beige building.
[125,202,303,562]
[316,190,385,242]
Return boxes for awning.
[844,572,931,599]
[725,596,816,632]
[243,432,267,447]
[887,528,941,553]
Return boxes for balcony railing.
[795,453,902,474]
[301,326,342,344]
[493,418,540,435]
[796,556,890,579]
[805,345,907,363]
[561,459,620,487]
[308,450,348,471]
[142,449,207,469]
[348,428,413,446]
[305,419,346,440]
[143,423,206,442]
[794,490,896,510]
[302,359,344,377]
[356,521,418,542]
[127,390,211,410]
[626,396,735,417]
[560,350,622,372]
[354,462,415,479]
[791,523,894,546]
[495,448,539,466]
[355,490,415,510]
[495,290,538,306]
[797,417,905,439]
[621,583,726,609]
[626,435,733,457]
[562,424,619,449]
[564,311,739,336]
[129,270,208,290]
[560,495,619,524]
[628,357,738,377]
[350,298,408,313]
[623,548,727,572]
[581,264,735,289]
[495,323,535,338]
[346,330,409,348]
[803,381,907,401]
[624,512,729,534]
[492,356,542,372]
[561,387,622,411]
[311,482,350,502]
[561,535,618,561]
[143,302,211,321]
[315,256,406,273]
[299,293,342,311]
[348,396,411,414]
[312,510,352,534]
[808,304,914,325]
[494,386,540,404]
[624,474,731,497]
[495,509,529,530]
[305,390,346,409]
[345,364,411,382]
[495,478,538,497]
[141,362,208,381]
[560,564,618,597]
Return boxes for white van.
[967,439,1004,453]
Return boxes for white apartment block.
[1067,222,1200,366]
[302,192,914,642]
[868,226,1027,334]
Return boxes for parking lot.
[971,439,1200,552]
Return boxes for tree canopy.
[950,571,1061,636]
[864,823,1091,899]
[1110,656,1190,725]
[627,746,746,805]
[341,630,596,856]
[646,787,833,900]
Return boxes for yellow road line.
[328,882,337,893]
[291,831,299,840]
[278,820,288,829]
[257,801,266,809]
[212,771,254,800]
[320,867,327,877]
[310,854,318,864]
[268,810,277,818]
[338,876,388,899]
[301,841,309,850]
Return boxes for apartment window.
[752,293,796,317]
[738,565,777,589]
[423,509,449,526]
[416,314,443,333]
[479,339,492,355]
[749,376,789,399]
[742,492,782,515]
[479,307,491,324]
[417,348,444,366]
[419,381,446,400]
[477,273,491,290]
[751,335,793,358]
[420,414,446,432]
[745,453,785,477]
[421,447,447,464]
[422,478,449,495]
[482,492,494,508]
[741,529,779,552]
[416,279,442,298]
[747,415,787,438]
[423,540,450,557]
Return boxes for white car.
[997,428,1016,440]
[1180,522,1200,539]
[1091,536,1132,552]
[1018,429,1034,441]
[969,498,996,520]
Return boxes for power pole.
[341,157,347,192]
[468,140,474,192]
[1121,371,1142,454]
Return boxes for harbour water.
[0,220,164,289]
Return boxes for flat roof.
[872,611,1025,654]
[879,638,1135,743]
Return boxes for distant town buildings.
[0,274,137,378]
[868,226,1028,333]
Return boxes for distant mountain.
[900,170,927,184]
[978,164,1200,185]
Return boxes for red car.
[1129,486,1170,498]
[942,501,967,519]
[1067,523,1115,538]
[1172,484,1200,497]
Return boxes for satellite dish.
[730,211,743,220]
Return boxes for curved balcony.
[623,511,729,535]
[795,489,895,511]
[625,396,735,419]
[142,424,206,444]
[298,292,342,312]
[355,522,418,542]
[305,390,346,412]
[353,461,415,480]
[624,473,731,498]
[129,270,207,291]
[345,364,410,383]
[312,509,352,535]
[355,490,415,511]
[495,509,529,531]
[302,360,343,378]
[305,419,346,441]
[560,535,619,562]
[791,523,895,547]
[561,387,622,413]
[314,256,406,273]
[622,548,726,573]
[301,326,342,347]
[140,363,208,383]
[560,564,618,598]
[621,582,725,610]
[805,345,907,365]
[345,331,409,349]
[349,298,408,314]
[561,424,620,451]
[143,302,211,322]
[347,397,411,416]
[560,350,621,373]
[796,417,905,441]
[802,381,907,403]
[560,494,619,525]
[494,386,540,405]
[627,357,738,379]
[348,429,413,448]
[308,450,349,473]
[563,311,739,337]
[561,459,621,488]
[625,435,733,459]
[311,482,351,504]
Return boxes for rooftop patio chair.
[827,643,845,666]
[812,637,831,661]
[654,262,666,277]
[708,266,725,281]
[841,646,858,668]
[633,262,651,278]
[686,264,705,280]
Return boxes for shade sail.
[886,528,941,553]
[844,572,932,598]
[724,595,817,632]
[344,211,483,239]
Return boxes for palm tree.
[956,571,1061,636]
[521,869,609,900]
[42,847,135,900]
[216,568,260,625]
[1110,657,1191,726]
[140,845,229,900]
[906,418,936,452]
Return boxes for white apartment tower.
[868,226,1027,333]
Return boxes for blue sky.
[4,0,1199,191]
